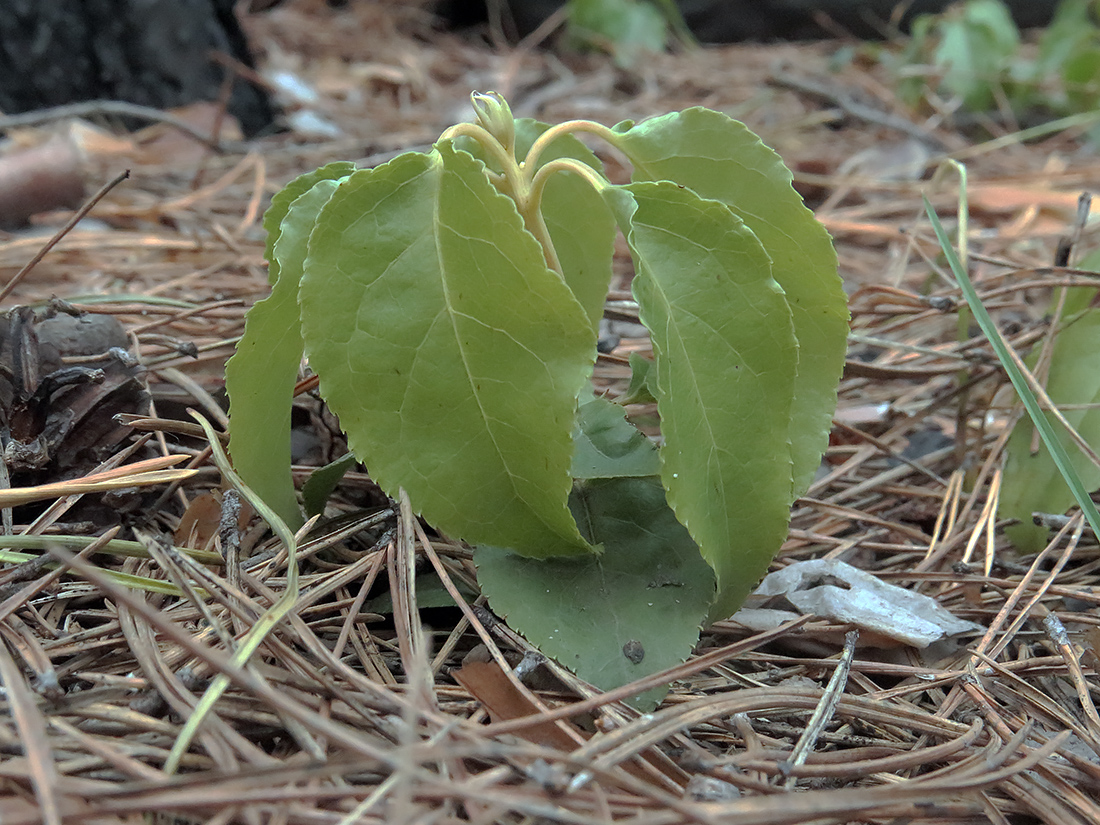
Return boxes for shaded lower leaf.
[571,395,660,479]
[612,108,847,497]
[620,352,657,405]
[227,167,352,529]
[365,573,479,614]
[476,475,715,709]
[300,144,596,558]
[604,181,798,621]
[302,452,358,517]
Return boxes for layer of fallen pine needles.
[1,2,1099,823]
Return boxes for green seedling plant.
[227,92,847,703]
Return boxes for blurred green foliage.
[566,0,694,66]
[883,0,1100,118]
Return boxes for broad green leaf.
[1002,251,1100,552]
[476,475,715,708]
[302,452,358,517]
[572,395,660,479]
[227,163,353,528]
[515,120,616,334]
[612,107,847,497]
[604,181,798,621]
[299,143,595,558]
[262,162,357,286]
[1059,249,1100,318]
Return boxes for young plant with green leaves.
[227,92,847,702]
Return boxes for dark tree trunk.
[0,0,274,136]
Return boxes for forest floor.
[1,2,1099,823]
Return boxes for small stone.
[685,775,741,802]
[622,639,645,664]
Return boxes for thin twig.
[0,169,130,304]
[781,629,859,788]
[770,67,951,151]
[0,100,230,150]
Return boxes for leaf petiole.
[438,121,524,199]
[528,157,609,206]
[523,157,610,277]
[523,119,623,173]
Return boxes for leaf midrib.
[431,157,566,539]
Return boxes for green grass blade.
[924,194,1100,542]
[0,534,221,565]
